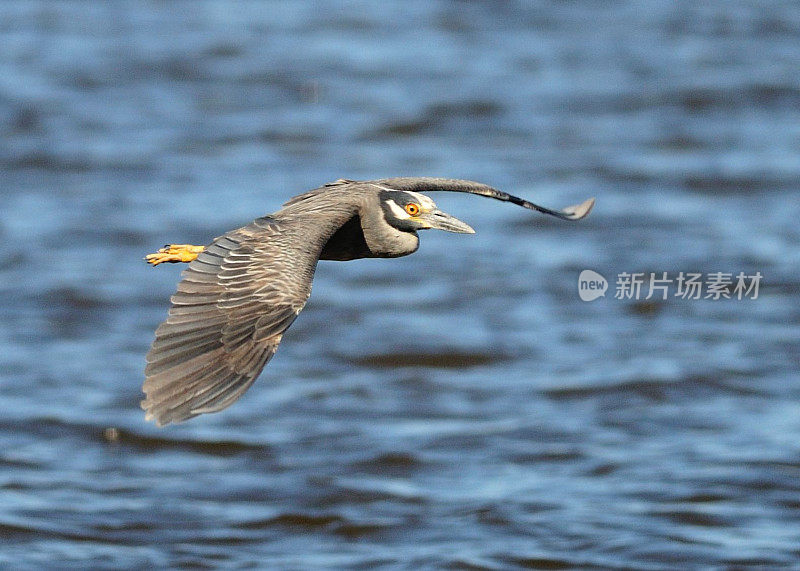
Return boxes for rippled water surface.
[2,2,800,568]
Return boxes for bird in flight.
[143,177,594,426]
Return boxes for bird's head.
[379,190,475,234]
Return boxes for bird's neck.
[359,196,419,258]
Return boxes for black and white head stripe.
[377,189,436,221]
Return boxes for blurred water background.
[1,1,799,568]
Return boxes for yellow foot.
[145,244,205,266]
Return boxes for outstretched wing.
[376,177,595,220]
[143,207,355,426]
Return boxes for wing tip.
[562,197,595,220]
[141,405,189,428]
[141,404,160,426]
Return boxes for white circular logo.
[578,270,607,301]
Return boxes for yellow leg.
[145,244,205,266]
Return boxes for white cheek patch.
[386,199,412,219]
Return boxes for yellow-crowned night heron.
[143,177,594,425]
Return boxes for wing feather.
[143,202,358,426]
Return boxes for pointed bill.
[421,209,475,234]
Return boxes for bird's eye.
[404,203,420,216]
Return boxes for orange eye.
[404,203,420,216]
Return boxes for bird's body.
[143,177,594,426]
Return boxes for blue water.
[1,2,799,568]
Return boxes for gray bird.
[143,177,594,426]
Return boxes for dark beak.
[421,209,475,234]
